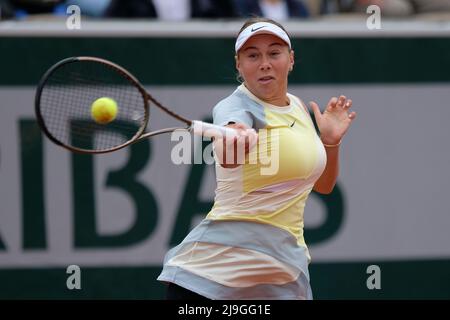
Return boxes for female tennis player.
[158,17,357,300]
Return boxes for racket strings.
[38,60,148,152]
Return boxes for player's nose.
[259,56,271,70]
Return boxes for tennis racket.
[35,56,238,154]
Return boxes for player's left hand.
[308,95,356,145]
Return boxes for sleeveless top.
[157,84,327,299]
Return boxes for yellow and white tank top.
[209,84,326,246]
[157,84,327,300]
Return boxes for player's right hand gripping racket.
[35,56,238,154]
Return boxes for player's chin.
[256,87,277,100]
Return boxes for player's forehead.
[240,34,288,51]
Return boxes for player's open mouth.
[258,76,275,84]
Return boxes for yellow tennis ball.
[91,97,118,124]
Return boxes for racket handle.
[191,120,239,139]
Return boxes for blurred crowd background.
[1,0,450,21]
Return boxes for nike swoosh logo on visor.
[251,26,266,32]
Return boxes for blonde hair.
[237,17,290,38]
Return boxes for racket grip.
[192,120,239,139]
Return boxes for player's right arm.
[213,122,258,168]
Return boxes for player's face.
[236,34,294,106]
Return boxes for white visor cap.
[235,22,291,53]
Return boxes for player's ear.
[289,50,295,71]
[235,54,244,83]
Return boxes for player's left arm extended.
[309,95,356,194]
[313,146,339,194]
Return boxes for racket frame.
[35,56,237,155]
